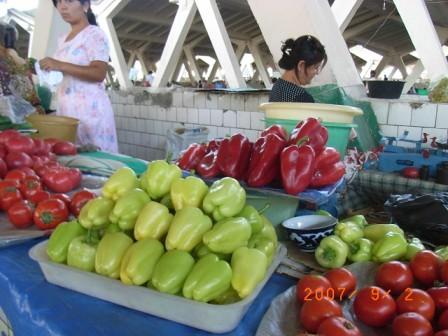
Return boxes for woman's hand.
[39,57,64,72]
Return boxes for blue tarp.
[0,238,295,336]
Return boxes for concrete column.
[374,56,390,77]
[183,59,195,84]
[331,0,364,32]
[391,54,407,78]
[393,0,448,82]
[207,60,219,82]
[30,0,69,59]
[247,40,271,88]
[403,60,424,93]
[184,46,202,82]
[127,52,136,69]
[247,0,365,98]
[136,52,148,76]
[195,0,246,88]
[152,0,197,87]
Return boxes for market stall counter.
[0,238,295,336]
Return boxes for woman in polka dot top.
[269,35,327,103]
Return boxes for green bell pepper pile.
[405,237,425,261]
[315,235,349,269]
[372,232,408,263]
[45,159,284,304]
[348,238,373,262]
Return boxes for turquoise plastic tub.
[265,118,356,155]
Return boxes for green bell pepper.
[315,209,333,217]
[258,215,278,247]
[315,235,349,269]
[66,231,100,272]
[237,205,264,234]
[363,224,404,242]
[211,287,240,304]
[182,254,232,302]
[141,160,182,200]
[193,242,229,260]
[202,217,252,254]
[151,250,195,294]
[47,220,86,263]
[120,238,165,285]
[436,247,448,261]
[231,247,267,299]
[340,215,368,229]
[95,232,134,279]
[165,207,212,252]
[134,201,173,241]
[405,237,425,261]
[335,221,364,244]
[160,194,174,212]
[248,235,276,265]
[372,232,407,263]
[79,197,115,229]
[202,177,246,221]
[109,188,150,231]
[170,176,208,211]
[348,238,373,262]
[102,167,139,201]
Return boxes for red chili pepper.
[311,161,345,188]
[177,143,207,171]
[314,147,340,170]
[260,125,288,141]
[280,143,316,195]
[247,133,286,187]
[288,118,328,155]
[217,133,252,180]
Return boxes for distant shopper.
[269,35,327,103]
[39,0,118,152]
[145,70,154,86]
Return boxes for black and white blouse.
[269,78,314,103]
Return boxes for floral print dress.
[54,25,118,153]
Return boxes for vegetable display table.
[0,238,295,336]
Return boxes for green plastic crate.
[265,117,356,155]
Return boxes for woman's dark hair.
[278,35,327,74]
[52,0,97,25]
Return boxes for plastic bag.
[0,94,35,124]
[429,77,448,103]
[34,62,63,93]
[165,127,209,160]
[384,193,448,245]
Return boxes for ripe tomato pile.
[296,251,448,336]
[0,130,95,230]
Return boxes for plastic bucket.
[265,117,356,154]
[259,102,363,123]
[26,113,79,142]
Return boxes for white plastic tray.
[29,240,286,333]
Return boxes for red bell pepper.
[260,125,288,141]
[247,133,286,187]
[196,141,222,179]
[311,161,345,188]
[217,133,252,180]
[288,118,328,155]
[280,143,316,195]
[314,147,340,170]
[177,143,207,171]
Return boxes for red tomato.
[353,286,396,327]
[299,297,343,333]
[375,261,414,296]
[50,193,71,207]
[0,186,23,211]
[32,138,51,156]
[70,189,95,216]
[5,152,33,169]
[442,262,448,284]
[5,134,35,154]
[0,143,7,159]
[396,288,435,321]
[27,190,51,206]
[7,200,34,228]
[317,316,361,336]
[0,129,20,145]
[19,176,42,199]
[33,198,69,230]
[0,179,19,189]
[439,310,448,330]
[52,141,77,156]
[0,157,7,178]
[411,250,442,287]
[43,138,60,151]
[427,287,448,310]
[42,168,80,193]
[435,331,448,336]
[392,312,433,336]
[296,275,332,303]
[325,268,357,300]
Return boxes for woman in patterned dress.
[269,35,327,103]
[39,0,118,153]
